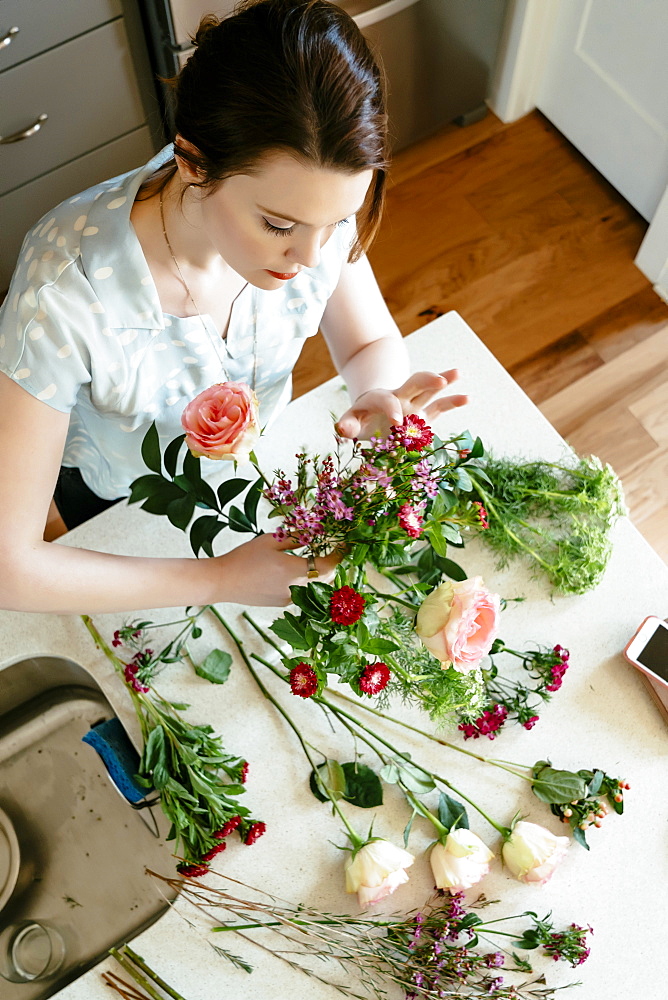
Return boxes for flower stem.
[209,607,364,850]
[119,946,188,1000]
[108,949,169,1000]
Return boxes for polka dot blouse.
[0,146,351,500]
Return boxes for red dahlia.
[330,585,366,625]
[289,662,319,698]
[244,821,266,845]
[391,414,434,451]
[359,661,391,695]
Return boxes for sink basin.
[0,656,177,998]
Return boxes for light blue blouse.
[0,146,351,499]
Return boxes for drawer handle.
[0,113,48,145]
[0,25,19,50]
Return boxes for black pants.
[53,466,123,531]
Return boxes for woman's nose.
[285,232,321,269]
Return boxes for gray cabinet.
[0,1,159,291]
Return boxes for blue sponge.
[82,717,151,804]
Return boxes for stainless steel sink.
[0,656,177,998]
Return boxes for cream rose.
[181,382,259,461]
[429,829,494,893]
[502,820,569,885]
[345,838,414,910]
[415,576,500,673]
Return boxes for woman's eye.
[262,218,294,237]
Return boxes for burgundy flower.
[200,842,227,863]
[289,663,319,699]
[523,715,540,730]
[398,503,424,539]
[391,414,434,451]
[359,661,391,695]
[112,630,123,648]
[214,815,242,839]
[240,761,249,784]
[177,862,210,878]
[244,821,266,846]
[330,585,366,626]
[458,704,508,740]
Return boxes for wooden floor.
[293,110,668,564]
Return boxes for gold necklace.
[159,189,257,390]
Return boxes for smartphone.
[624,616,668,688]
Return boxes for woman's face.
[185,151,374,288]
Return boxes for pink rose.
[181,382,259,461]
[429,829,494,893]
[502,820,569,885]
[415,576,500,673]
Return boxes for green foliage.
[467,454,626,594]
[309,760,383,808]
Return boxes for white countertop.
[2,314,666,999]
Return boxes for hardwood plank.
[508,331,604,405]
[554,404,659,480]
[629,380,668,447]
[580,287,668,362]
[539,327,668,435]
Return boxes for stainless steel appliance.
[141,0,508,151]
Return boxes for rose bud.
[181,381,260,461]
[502,820,569,885]
[415,576,500,673]
[345,838,414,910]
[430,829,494,893]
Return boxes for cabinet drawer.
[0,125,156,291]
[0,19,146,197]
[0,0,122,71]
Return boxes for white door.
[535,0,668,222]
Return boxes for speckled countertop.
[2,315,666,1000]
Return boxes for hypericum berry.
[330,585,366,626]
[289,662,319,699]
[358,661,391,696]
[244,821,266,846]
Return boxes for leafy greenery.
[467,454,626,594]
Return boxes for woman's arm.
[320,254,467,439]
[0,374,337,614]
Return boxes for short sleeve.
[0,252,93,412]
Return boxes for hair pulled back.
[161,0,389,260]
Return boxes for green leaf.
[217,478,251,509]
[379,761,401,784]
[128,473,168,504]
[309,760,347,802]
[189,514,226,558]
[403,809,417,848]
[453,468,473,492]
[341,763,383,808]
[396,760,436,795]
[183,448,203,482]
[424,521,448,558]
[359,637,399,655]
[167,493,196,531]
[193,477,219,511]
[164,434,186,478]
[270,613,311,650]
[434,556,468,581]
[441,521,463,545]
[141,421,162,474]
[143,724,166,772]
[244,477,264,525]
[532,764,588,804]
[572,824,590,850]
[438,791,469,833]
[469,436,485,459]
[195,649,232,684]
[227,505,255,533]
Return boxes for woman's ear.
[174,134,203,184]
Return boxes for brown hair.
[145,0,388,260]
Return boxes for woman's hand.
[334,369,468,441]
[215,532,340,607]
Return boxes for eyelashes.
[261,218,350,237]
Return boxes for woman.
[0,0,465,614]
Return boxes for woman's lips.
[265,269,298,280]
